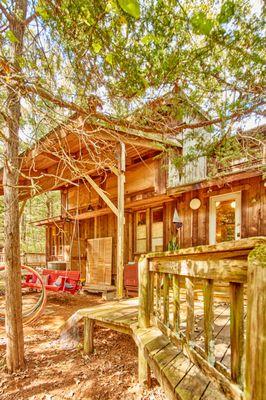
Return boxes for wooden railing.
[138,237,266,400]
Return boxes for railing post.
[138,255,151,329]
[138,255,151,387]
[245,245,266,400]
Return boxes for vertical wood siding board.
[260,177,266,235]
[241,186,248,238]
[205,194,210,244]
[180,194,185,248]
[247,177,260,237]
[163,203,167,251]
[197,190,206,245]
[146,208,151,252]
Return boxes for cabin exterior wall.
[45,166,265,283]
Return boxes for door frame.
[209,191,242,245]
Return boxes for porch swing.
[23,215,82,295]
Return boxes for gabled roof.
[0,112,180,199]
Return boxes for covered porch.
[0,115,179,297]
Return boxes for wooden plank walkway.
[61,296,232,400]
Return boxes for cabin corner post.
[116,141,126,299]
[244,245,266,400]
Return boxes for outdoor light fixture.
[189,198,201,210]
[173,208,183,230]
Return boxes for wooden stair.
[133,327,227,400]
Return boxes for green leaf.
[92,42,102,54]
[36,3,49,21]
[106,53,114,65]
[218,1,236,24]
[6,30,19,43]
[118,0,140,19]
[141,34,156,45]
[191,11,214,36]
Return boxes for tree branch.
[20,81,266,136]
[23,12,38,26]
[0,3,15,24]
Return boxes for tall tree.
[0,0,264,373]
[2,0,28,372]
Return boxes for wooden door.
[86,237,112,285]
[209,192,242,245]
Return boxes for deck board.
[62,296,231,400]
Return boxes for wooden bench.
[23,269,81,294]
[133,326,227,400]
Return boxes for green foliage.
[191,11,214,35]
[218,1,236,24]
[0,192,61,253]
[0,0,264,186]
[5,30,19,43]
[118,0,140,19]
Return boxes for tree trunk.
[3,0,28,373]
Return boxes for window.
[135,211,147,253]
[209,192,241,245]
[50,226,64,257]
[151,208,164,252]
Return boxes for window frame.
[209,191,242,245]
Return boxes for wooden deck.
[61,295,232,399]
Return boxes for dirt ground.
[0,292,166,400]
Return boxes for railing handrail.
[150,257,248,283]
[138,237,266,400]
[144,236,266,259]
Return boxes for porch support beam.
[117,142,126,298]
[84,174,118,217]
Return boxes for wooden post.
[245,245,266,400]
[204,279,215,365]
[84,317,94,355]
[138,347,151,387]
[138,255,151,387]
[116,142,126,299]
[163,273,170,326]
[186,277,194,342]
[230,282,244,384]
[155,272,162,319]
[138,256,150,329]
[173,275,180,332]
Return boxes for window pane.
[215,200,235,243]
[153,208,163,223]
[152,208,163,251]
[136,211,146,253]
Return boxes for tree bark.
[3,0,28,373]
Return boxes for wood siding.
[46,169,265,282]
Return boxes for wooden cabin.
[31,121,265,295]
[1,103,265,296]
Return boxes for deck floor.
[64,296,234,399]
[77,296,233,367]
